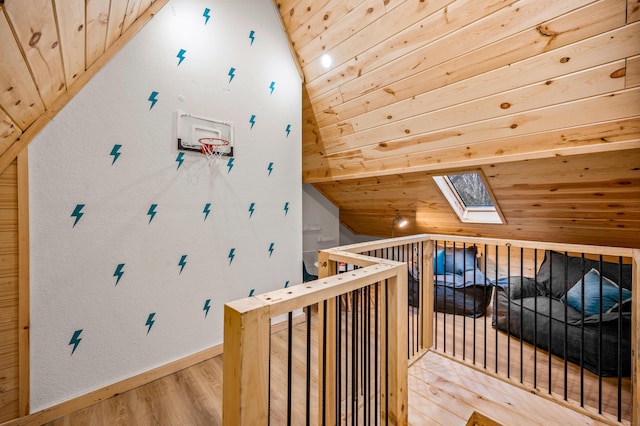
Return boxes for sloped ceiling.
[0,0,638,248]
[0,0,167,172]
[276,0,640,248]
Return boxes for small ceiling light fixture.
[321,53,332,69]
[392,215,408,237]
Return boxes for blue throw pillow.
[564,268,632,317]
[433,249,445,274]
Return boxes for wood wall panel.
[0,160,19,423]
[105,0,129,50]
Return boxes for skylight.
[433,172,504,224]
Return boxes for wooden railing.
[223,246,410,425]
[223,235,639,425]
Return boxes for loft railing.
[223,249,409,425]
[223,235,639,425]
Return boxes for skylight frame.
[433,171,505,224]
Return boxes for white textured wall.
[28,0,301,411]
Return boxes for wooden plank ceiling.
[277,0,640,248]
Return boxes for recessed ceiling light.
[321,54,332,69]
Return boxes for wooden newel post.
[382,265,409,425]
[223,297,271,425]
[317,250,337,425]
[422,240,434,349]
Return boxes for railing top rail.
[226,261,404,318]
[329,234,634,258]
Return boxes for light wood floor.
[434,309,632,423]
[43,307,629,425]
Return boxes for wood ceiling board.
[323,18,639,141]
[312,0,627,130]
[276,0,335,35]
[351,54,628,135]
[341,61,626,148]
[329,118,640,167]
[323,88,640,158]
[85,0,110,67]
[292,0,386,65]
[123,0,144,33]
[301,0,458,84]
[629,0,640,23]
[627,55,640,88]
[0,12,45,130]
[4,0,66,110]
[54,0,86,87]
[105,0,129,50]
[323,0,599,104]
[0,112,20,155]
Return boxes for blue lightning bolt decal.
[284,202,289,216]
[203,298,211,318]
[267,162,274,176]
[110,144,122,165]
[249,114,256,129]
[268,242,275,258]
[284,281,290,288]
[203,203,212,221]
[145,313,156,334]
[178,255,187,274]
[147,204,158,224]
[177,49,186,66]
[176,152,184,170]
[285,124,291,137]
[113,263,125,286]
[228,67,236,83]
[249,289,255,297]
[71,204,85,227]
[148,91,159,110]
[269,81,275,95]
[226,157,234,174]
[228,248,235,265]
[248,202,255,218]
[249,30,255,45]
[69,329,83,355]
[203,7,211,25]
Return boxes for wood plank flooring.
[433,310,632,423]
[42,306,629,425]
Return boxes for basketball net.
[199,137,229,169]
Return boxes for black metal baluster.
[462,243,467,361]
[337,295,342,424]
[519,248,524,383]
[507,245,511,379]
[580,254,586,408]
[375,282,379,426]
[352,289,358,425]
[563,252,569,401]
[548,252,553,394]
[306,305,311,426]
[495,244,499,374]
[533,249,538,389]
[483,244,488,369]
[452,241,457,357]
[598,257,603,414]
[322,300,327,425]
[287,311,293,426]
[616,257,623,422]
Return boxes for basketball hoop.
[199,137,230,167]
